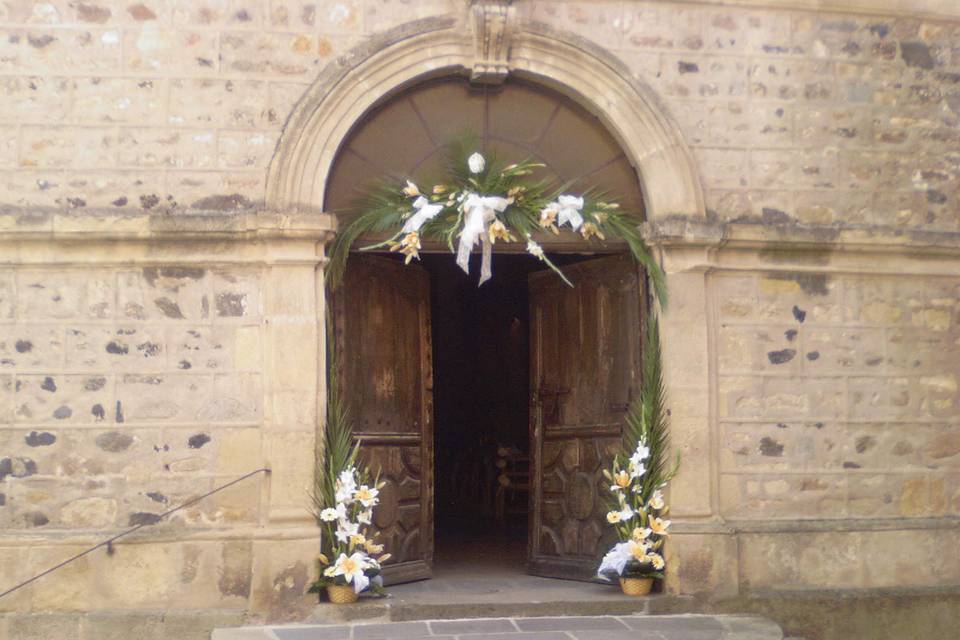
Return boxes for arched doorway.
[327,76,647,584]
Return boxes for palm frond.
[622,317,677,503]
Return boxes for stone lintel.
[0,210,335,243]
[645,219,960,256]
[0,525,320,547]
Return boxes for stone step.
[213,614,784,640]
[303,594,700,625]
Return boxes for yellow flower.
[432,185,447,194]
[610,469,630,492]
[390,231,421,264]
[364,540,384,554]
[627,540,649,561]
[649,552,665,570]
[593,211,609,224]
[507,186,525,199]
[539,207,559,234]
[488,220,515,244]
[650,516,671,536]
[402,181,420,197]
[648,489,665,510]
[318,553,329,565]
[379,553,392,563]
[349,533,366,550]
[581,222,605,240]
[323,566,336,577]
[606,510,623,524]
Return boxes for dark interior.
[422,251,597,571]
[424,253,534,567]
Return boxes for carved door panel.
[333,254,434,584]
[527,254,644,580]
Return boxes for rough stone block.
[701,8,792,54]
[212,269,262,320]
[695,148,748,189]
[118,268,210,322]
[73,76,166,124]
[65,325,167,371]
[219,130,278,169]
[0,325,64,369]
[117,373,212,424]
[169,79,269,129]
[622,3,703,51]
[8,612,81,639]
[80,612,163,640]
[16,270,114,320]
[663,532,738,597]
[14,374,114,425]
[660,54,748,99]
[117,128,216,169]
[0,28,121,73]
[220,31,322,76]
[28,545,95,610]
[20,125,116,169]
[123,28,218,72]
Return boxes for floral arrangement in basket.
[326,142,666,307]
[308,358,390,603]
[597,319,678,596]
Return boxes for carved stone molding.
[266,17,704,221]
[469,0,516,84]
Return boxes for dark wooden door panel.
[333,255,434,584]
[528,254,644,580]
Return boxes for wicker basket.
[619,577,654,596]
[327,584,359,604]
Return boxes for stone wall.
[0,214,330,638]
[0,0,959,637]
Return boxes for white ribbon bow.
[402,196,444,233]
[456,193,511,285]
[554,195,584,230]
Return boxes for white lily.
[618,506,634,522]
[333,552,371,594]
[354,485,379,508]
[648,489,665,510]
[335,520,360,544]
[357,509,373,525]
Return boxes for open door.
[332,255,434,584]
[527,254,644,580]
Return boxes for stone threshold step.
[213,614,783,640]
[304,594,700,625]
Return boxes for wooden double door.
[332,253,644,583]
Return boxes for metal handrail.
[0,467,271,600]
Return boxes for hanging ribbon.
[456,193,511,285]
[554,195,585,230]
[401,196,444,233]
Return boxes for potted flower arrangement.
[597,319,678,596]
[308,359,390,603]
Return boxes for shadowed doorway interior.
[427,253,535,577]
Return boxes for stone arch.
[266,14,704,221]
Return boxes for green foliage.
[622,317,678,506]
[324,138,667,306]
